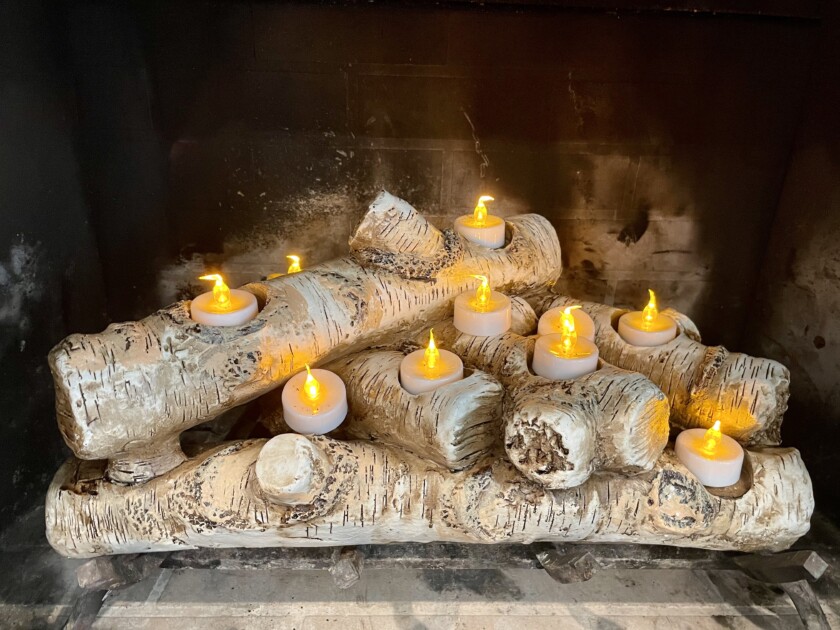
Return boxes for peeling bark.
[531,295,788,445]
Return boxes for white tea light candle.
[538,305,595,340]
[675,421,744,487]
[454,195,506,249]
[617,289,677,347]
[190,274,258,327]
[399,330,464,395]
[532,305,599,380]
[281,365,348,435]
[453,275,512,337]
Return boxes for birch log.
[423,320,670,489]
[45,434,813,558]
[533,295,788,445]
[262,350,504,470]
[48,192,562,484]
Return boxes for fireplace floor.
[3,508,839,629]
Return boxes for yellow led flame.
[472,274,491,310]
[642,289,658,330]
[701,420,723,456]
[303,364,321,402]
[559,305,581,356]
[423,329,440,375]
[473,195,494,227]
[199,274,231,309]
[287,255,301,274]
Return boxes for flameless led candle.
[453,275,512,337]
[617,289,677,347]
[454,195,506,249]
[286,255,302,274]
[281,365,348,435]
[399,330,464,395]
[675,421,744,487]
[532,306,599,380]
[267,255,302,280]
[190,274,258,327]
[538,305,595,341]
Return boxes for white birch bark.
[531,295,789,445]
[45,434,813,558]
[49,192,562,483]
[425,321,670,489]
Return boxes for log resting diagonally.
[45,191,813,556]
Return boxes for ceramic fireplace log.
[48,191,563,484]
[280,349,504,471]
[426,320,670,489]
[45,434,813,558]
[258,297,536,470]
[531,295,789,446]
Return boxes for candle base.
[190,289,259,327]
[675,428,745,488]
[399,348,464,395]
[454,215,506,249]
[281,369,348,435]
[532,336,599,380]
[617,311,677,347]
[453,291,512,337]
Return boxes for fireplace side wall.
[0,1,108,524]
[745,5,840,520]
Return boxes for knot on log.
[648,453,718,534]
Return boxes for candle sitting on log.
[267,254,302,280]
[454,195,506,249]
[286,255,302,273]
[618,289,677,347]
[538,304,595,340]
[675,420,744,487]
[532,305,599,380]
[281,365,348,435]
[190,274,258,327]
[454,275,512,337]
[399,330,464,395]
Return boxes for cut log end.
[505,387,597,488]
[106,436,186,485]
[256,434,330,505]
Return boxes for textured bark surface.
[532,295,789,446]
[258,297,534,471]
[426,320,671,489]
[45,435,813,558]
[264,349,504,471]
[49,192,562,483]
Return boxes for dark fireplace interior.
[2,0,840,621]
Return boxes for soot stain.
[580,259,600,278]
[814,335,826,349]
[418,569,523,600]
[618,204,650,246]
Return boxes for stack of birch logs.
[45,191,813,558]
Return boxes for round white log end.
[256,434,330,505]
[505,390,597,488]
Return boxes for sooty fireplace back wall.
[2,0,838,528]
